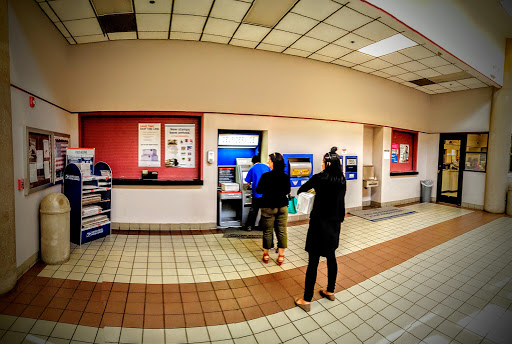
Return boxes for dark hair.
[269,152,285,173]
[251,155,260,164]
[321,147,345,185]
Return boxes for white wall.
[362,126,374,203]
[111,113,364,223]
[462,172,486,206]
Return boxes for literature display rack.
[64,162,112,245]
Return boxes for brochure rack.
[64,162,112,245]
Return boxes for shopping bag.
[297,192,315,214]
[288,196,297,214]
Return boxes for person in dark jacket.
[295,147,346,312]
[256,152,291,265]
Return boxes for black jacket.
[256,170,291,208]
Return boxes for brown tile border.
[0,210,503,330]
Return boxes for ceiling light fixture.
[358,34,418,57]
[243,0,298,28]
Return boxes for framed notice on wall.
[26,127,53,194]
[138,123,161,167]
[54,134,70,183]
[164,124,195,168]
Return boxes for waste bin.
[420,180,434,203]
[507,182,512,216]
[40,193,71,264]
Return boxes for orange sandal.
[262,253,270,264]
[277,254,285,266]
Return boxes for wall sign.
[67,148,95,176]
[391,143,399,163]
[400,144,409,163]
[165,124,195,168]
[138,123,161,167]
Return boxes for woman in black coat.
[295,147,346,312]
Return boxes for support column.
[0,0,17,294]
[484,38,512,213]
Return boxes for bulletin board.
[80,112,202,181]
[26,127,53,194]
[390,129,418,173]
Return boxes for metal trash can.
[507,182,512,216]
[40,193,71,265]
[420,180,434,203]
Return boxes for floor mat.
[222,228,263,238]
[349,206,416,221]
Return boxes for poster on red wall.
[399,144,409,163]
[138,123,161,167]
[391,143,399,163]
[164,124,195,168]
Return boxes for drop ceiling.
[35,0,495,94]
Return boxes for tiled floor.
[0,203,511,344]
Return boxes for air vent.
[409,78,435,86]
[98,13,137,33]
[243,0,298,28]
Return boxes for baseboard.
[461,202,484,210]
[362,201,371,206]
[17,251,39,279]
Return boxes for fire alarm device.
[18,179,24,190]
[29,96,36,108]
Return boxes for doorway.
[437,133,467,205]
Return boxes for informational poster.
[391,143,399,163]
[164,124,195,168]
[400,144,409,163]
[43,161,51,179]
[138,123,161,167]
[29,163,37,183]
[67,148,95,176]
[36,150,44,169]
[54,136,69,182]
[43,140,50,158]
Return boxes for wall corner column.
[0,0,17,294]
[484,38,512,213]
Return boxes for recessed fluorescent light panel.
[358,34,418,57]
[243,0,298,28]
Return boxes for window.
[464,133,488,172]
[390,129,418,175]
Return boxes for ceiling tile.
[434,89,451,94]
[360,59,392,70]
[423,84,446,91]
[306,23,347,43]
[419,56,450,68]
[437,81,464,88]
[466,82,489,89]
[346,0,383,19]
[415,69,442,78]
[450,86,470,91]
[371,70,391,78]
[49,0,96,21]
[170,32,201,40]
[74,34,108,44]
[233,24,271,42]
[352,65,375,73]
[230,39,259,49]
[262,30,300,46]
[174,0,213,16]
[377,14,407,33]
[39,2,59,22]
[400,45,435,59]
[332,59,356,67]
[55,22,71,37]
[211,0,251,21]
[290,36,328,52]
[458,78,485,86]
[324,6,372,31]
[340,51,373,64]
[333,33,372,50]
[171,15,206,33]
[380,65,409,76]
[379,52,411,64]
[292,0,342,21]
[309,54,335,63]
[91,0,133,15]
[434,64,462,75]
[66,18,103,36]
[397,72,421,81]
[353,20,398,41]
[134,0,173,13]
[139,31,169,39]
[315,44,352,58]
[388,76,403,83]
[283,48,310,57]
[204,18,239,37]
[136,13,170,31]
[257,43,286,53]
[202,34,230,44]
[108,32,137,40]
[275,12,319,35]
[398,61,428,72]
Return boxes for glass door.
[436,133,467,205]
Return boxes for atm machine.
[235,158,253,226]
[217,166,242,228]
[345,156,358,180]
[283,154,313,191]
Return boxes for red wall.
[80,112,202,180]
[391,129,418,172]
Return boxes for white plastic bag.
[297,192,315,214]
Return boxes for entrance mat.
[222,228,263,239]
[349,206,416,222]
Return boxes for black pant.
[245,197,263,228]
[303,250,337,302]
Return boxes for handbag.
[297,192,315,214]
[288,195,297,214]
